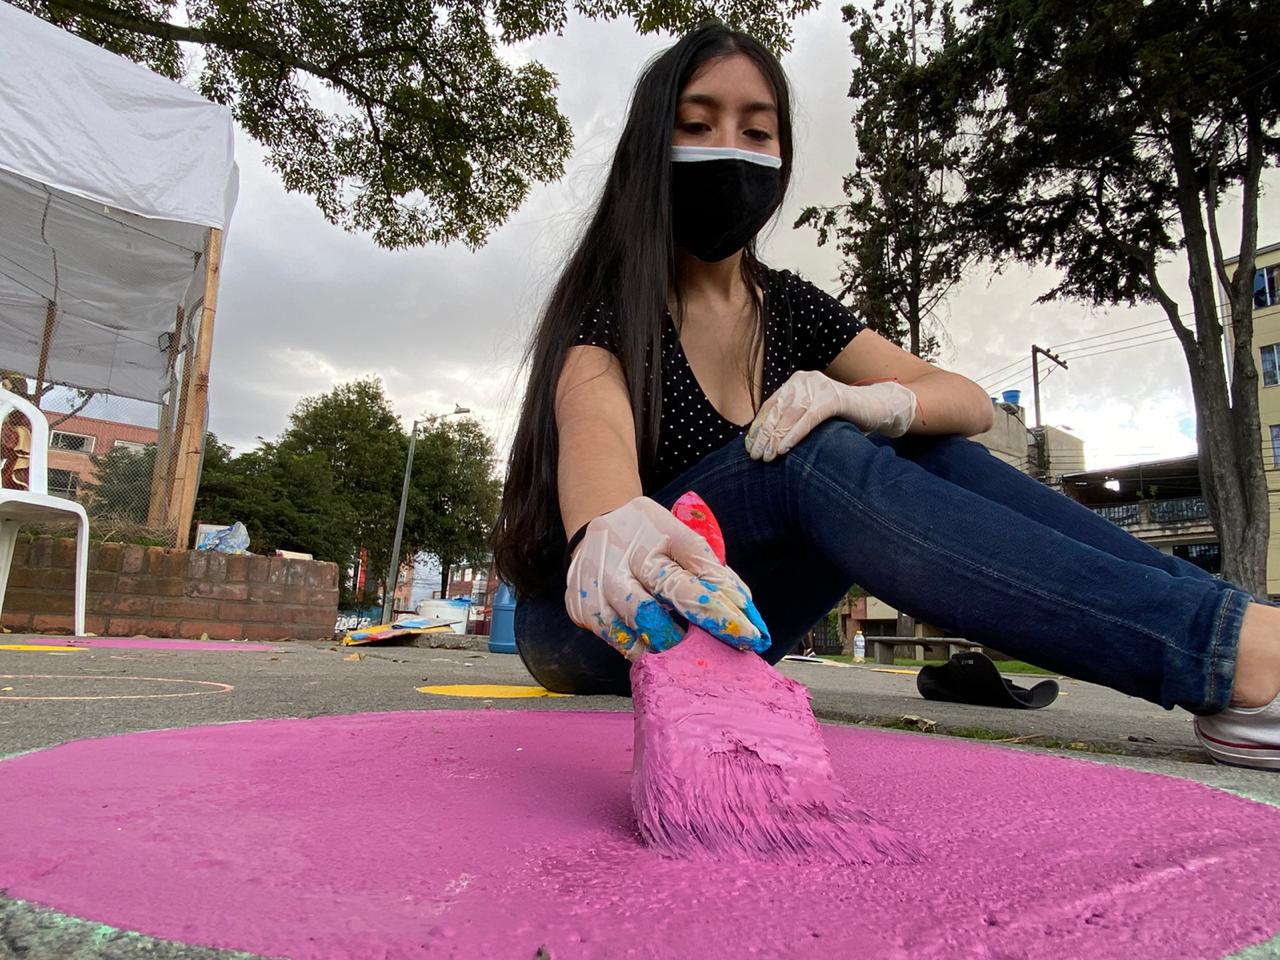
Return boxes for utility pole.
[1030,345,1068,428]
[382,420,419,627]
[381,405,471,625]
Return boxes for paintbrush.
[630,491,922,865]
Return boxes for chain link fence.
[1,229,217,547]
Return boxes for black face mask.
[670,146,783,263]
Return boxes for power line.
[1056,327,1183,358]
[979,364,1033,391]
[971,302,1232,386]
[1048,318,1168,351]
[971,355,1030,384]
[1060,334,1179,362]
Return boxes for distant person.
[492,23,1278,772]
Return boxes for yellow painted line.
[0,644,86,652]
[416,684,571,699]
[871,668,919,676]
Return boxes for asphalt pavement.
[3,636,1278,802]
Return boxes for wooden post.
[168,228,222,548]
[33,300,56,401]
[147,304,185,525]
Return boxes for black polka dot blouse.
[573,268,865,493]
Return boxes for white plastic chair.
[0,389,89,635]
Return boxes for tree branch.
[47,391,95,429]
[1233,109,1266,303]
[1204,153,1233,302]
[48,0,432,121]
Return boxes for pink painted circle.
[0,710,1278,959]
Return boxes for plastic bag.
[200,521,250,555]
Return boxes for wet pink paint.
[0,710,1278,959]
[59,637,277,652]
[632,627,921,864]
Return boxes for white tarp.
[0,1,238,402]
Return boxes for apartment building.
[42,411,158,499]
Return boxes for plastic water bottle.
[853,630,866,663]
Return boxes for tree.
[921,0,1279,592]
[20,0,815,249]
[406,415,502,596]
[273,378,408,600]
[1,372,95,428]
[200,377,503,605]
[84,442,156,522]
[194,434,356,582]
[796,0,971,359]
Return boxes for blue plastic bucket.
[488,583,517,654]
[1001,389,1022,406]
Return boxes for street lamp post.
[380,405,470,625]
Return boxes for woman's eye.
[745,129,774,142]
[679,122,711,134]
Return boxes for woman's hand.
[745,371,917,462]
[564,496,769,659]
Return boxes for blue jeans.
[515,423,1250,712]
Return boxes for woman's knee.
[514,597,631,695]
[784,420,882,476]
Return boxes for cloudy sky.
[208,3,1280,476]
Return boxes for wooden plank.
[33,300,56,399]
[147,304,185,525]
[168,229,222,548]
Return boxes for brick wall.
[1,537,339,641]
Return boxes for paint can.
[488,583,517,654]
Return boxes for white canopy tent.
[0,1,238,544]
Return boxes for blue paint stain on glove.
[634,599,685,653]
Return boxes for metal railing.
[1092,496,1209,528]
[1148,496,1209,523]
[1093,503,1140,527]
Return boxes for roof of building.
[1060,454,1201,506]
[1224,239,1280,266]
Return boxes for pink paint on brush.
[59,637,277,652]
[632,490,918,865]
[1,711,1278,959]
[632,627,920,864]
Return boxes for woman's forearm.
[555,346,644,537]
[903,369,995,437]
[558,419,643,536]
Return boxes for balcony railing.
[1093,503,1140,527]
[1092,496,1208,528]
[1148,496,1209,523]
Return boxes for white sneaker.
[1194,696,1280,771]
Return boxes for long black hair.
[493,22,794,597]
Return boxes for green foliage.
[405,416,503,582]
[83,442,156,523]
[895,0,1278,590]
[195,435,355,575]
[796,0,970,359]
[192,378,500,606]
[937,0,1278,309]
[23,0,814,249]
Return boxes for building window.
[47,468,79,498]
[1272,426,1280,468]
[1262,344,1280,387]
[1256,264,1280,309]
[113,440,148,454]
[1173,542,1221,576]
[49,430,94,453]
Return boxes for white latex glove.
[564,496,770,660]
[745,371,918,462]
